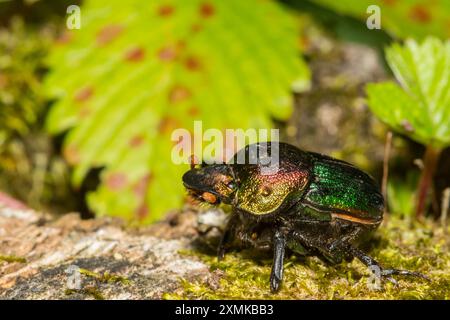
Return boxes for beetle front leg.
[217,213,239,261]
[270,230,286,292]
[347,245,429,285]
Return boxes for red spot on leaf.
[64,145,80,165]
[105,172,127,191]
[158,46,178,61]
[176,40,187,51]
[96,24,124,46]
[74,86,94,102]
[191,23,203,33]
[158,116,181,135]
[129,134,145,148]
[168,85,192,103]
[409,5,431,24]
[157,41,186,61]
[56,31,72,45]
[158,5,175,17]
[172,129,194,148]
[124,46,145,62]
[200,2,215,18]
[184,55,202,71]
[188,106,200,117]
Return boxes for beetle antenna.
[229,165,237,181]
[189,154,199,169]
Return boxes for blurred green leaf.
[366,37,450,149]
[387,173,418,216]
[310,0,450,39]
[44,0,310,224]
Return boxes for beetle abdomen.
[303,153,384,225]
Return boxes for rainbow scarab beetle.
[182,142,427,292]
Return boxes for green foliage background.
[0,18,74,212]
[44,0,310,224]
[367,37,450,150]
[310,0,450,40]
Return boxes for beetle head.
[182,142,311,216]
[182,163,237,205]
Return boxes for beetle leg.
[380,268,430,281]
[347,245,430,284]
[270,230,286,293]
[326,225,366,262]
[239,232,272,250]
[217,213,238,261]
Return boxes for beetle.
[182,142,427,292]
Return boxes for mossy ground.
[168,216,449,299]
[64,268,131,300]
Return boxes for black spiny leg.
[347,245,430,285]
[270,230,286,292]
[217,214,238,261]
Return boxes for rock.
[0,204,213,299]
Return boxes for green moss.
[79,268,131,285]
[172,216,450,299]
[64,268,129,300]
[65,287,105,300]
[0,255,27,264]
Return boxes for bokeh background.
[0,0,449,225]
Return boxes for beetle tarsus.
[217,236,229,261]
[380,268,430,281]
[348,245,430,284]
[270,230,286,293]
[217,246,226,261]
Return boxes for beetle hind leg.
[347,245,430,285]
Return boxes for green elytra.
[230,143,383,223]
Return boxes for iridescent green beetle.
[182,142,427,292]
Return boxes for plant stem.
[441,188,450,231]
[415,145,441,219]
[382,131,393,214]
